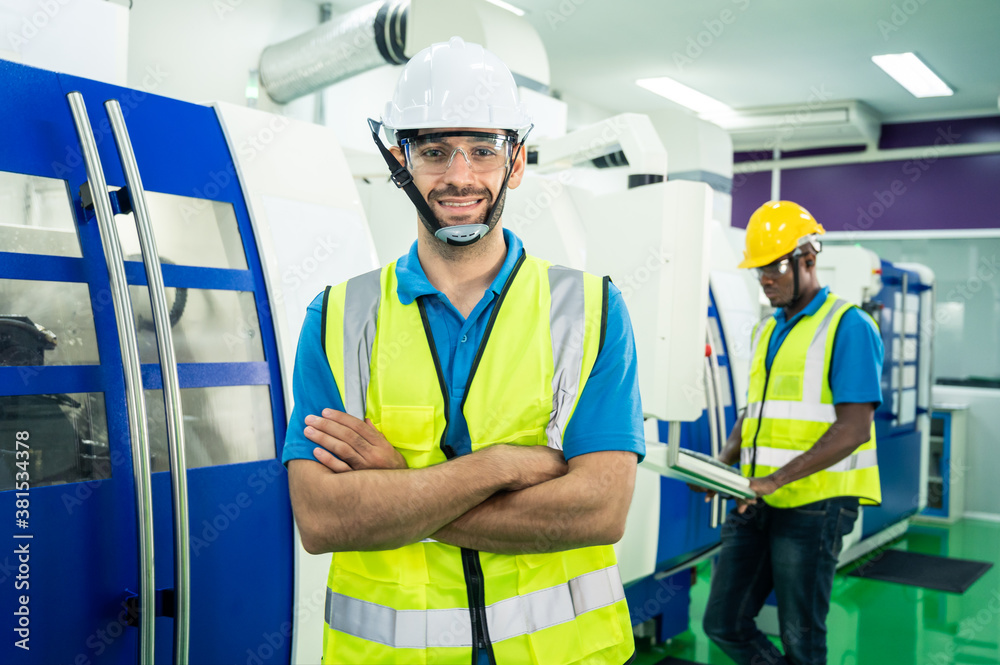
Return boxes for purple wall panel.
[778,154,1000,233]
[880,116,1000,150]
[731,170,771,228]
[730,154,1000,232]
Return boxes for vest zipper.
[749,366,770,478]
[462,548,496,665]
[459,250,526,416]
[456,250,521,665]
[417,298,494,662]
[419,254,525,664]
[417,299,455,459]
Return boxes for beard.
[420,185,507,234]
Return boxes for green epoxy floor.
[635,518,1000,665]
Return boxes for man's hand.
[304,409,408,472]
[750,475,779,497]
[735,475,780,514]
[687,483,718,502]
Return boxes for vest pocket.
[379,404,438,467]
[768,372,802,399]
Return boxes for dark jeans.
[702,497,859,665]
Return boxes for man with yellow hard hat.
[700,201,884,665]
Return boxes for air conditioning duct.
[707,100,881,152]
[259,0,550,106]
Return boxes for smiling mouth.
[438,200,481,209]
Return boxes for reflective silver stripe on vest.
[325,590,473,648]
[486,565,625,643]
[801,298,849,404]
[325,564,625,648]
[546,266,588,451]
[746,400,836,423]
[742,446,878,472]
[342,269,382,419]
[746,298,850,425]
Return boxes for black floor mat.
[846,548,993,593]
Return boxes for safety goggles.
[754,237,822,279]
[400,131,516,175]
[755,258,793,279]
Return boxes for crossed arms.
[287,409,638,555]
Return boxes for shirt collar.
[773,286,830,327]
[394,228,525,305]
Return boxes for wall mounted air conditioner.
[706,100,881,152]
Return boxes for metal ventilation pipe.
[260,0,408,105]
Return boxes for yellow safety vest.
[320,251,635,665]
[741,293,882,509]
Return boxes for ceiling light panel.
[872,53,954,98]
[636,77,732,115]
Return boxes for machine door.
[0,60,293,664]
[0,60,146,665]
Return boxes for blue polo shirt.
[765,286,884,405]
[282,228,645,466]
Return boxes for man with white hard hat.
[283,37,644,665]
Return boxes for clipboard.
[641,435,757,500]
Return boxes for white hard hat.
[382,36,531,144]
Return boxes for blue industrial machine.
[0,59,293,665]
[860,260,930,539]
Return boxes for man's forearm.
[289,451,516,554]
[433,450,637,554]
[768,417,871,490]
[718,415,744,466]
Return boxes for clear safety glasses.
[401,131,516,175]
[755,258,793,280]
[755,237,823,279]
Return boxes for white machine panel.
[579,180,712,422]
[614,464,661,585]
[815,245,882,307]
[214,102,379,665]
[504,171,587,270]
[709,220,760,411]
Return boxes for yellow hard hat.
[738,200,825,269]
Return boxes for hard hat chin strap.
[368,118,444,237]
[791,254,801,305]
[367,119,531,247]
